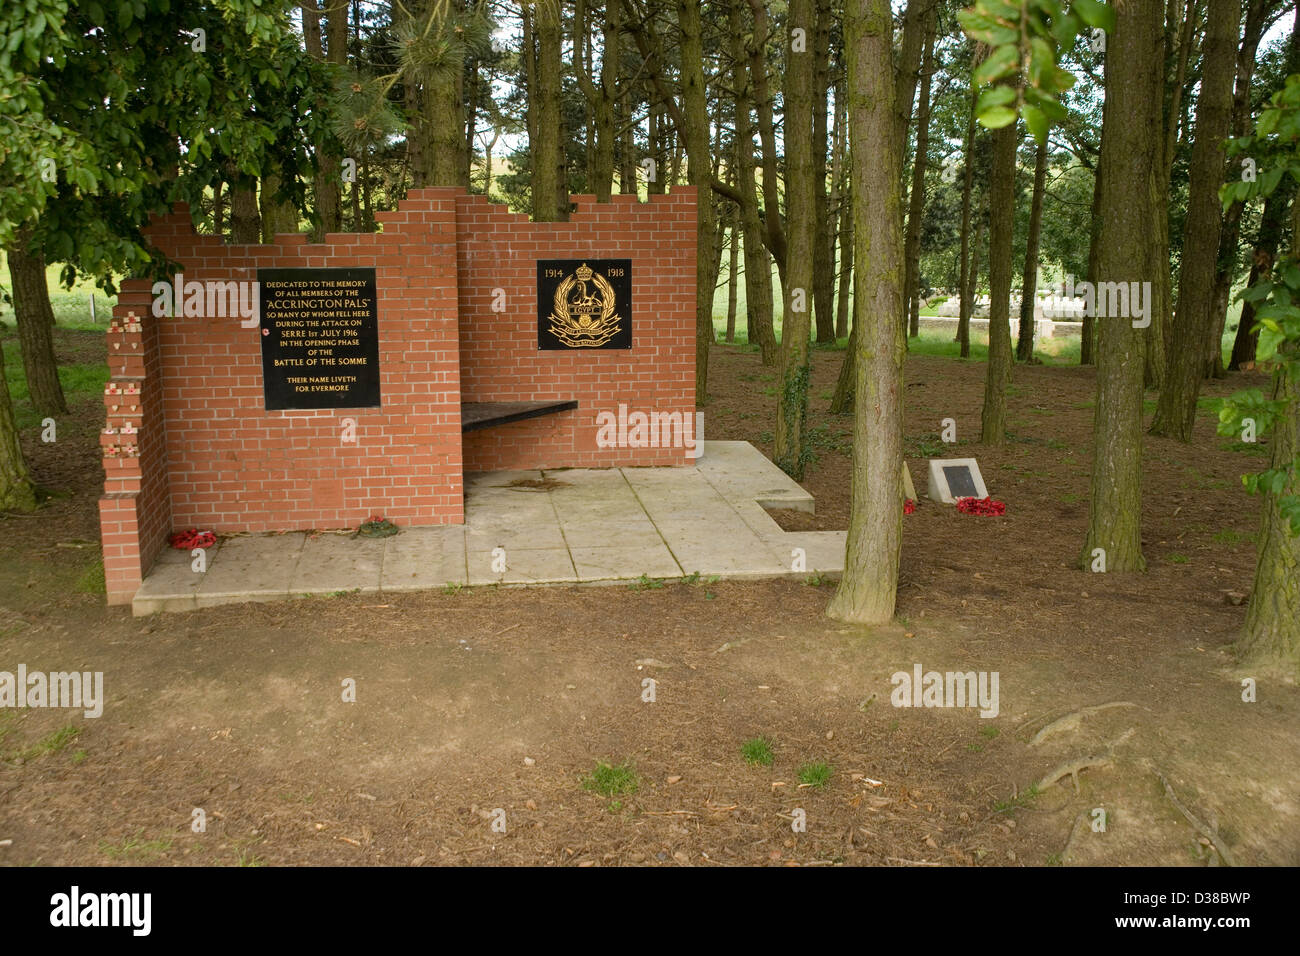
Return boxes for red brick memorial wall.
[98,186,697,605]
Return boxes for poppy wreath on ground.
[904,498,916,515]
[169,528,216,549]
[357,516,400,538]
[955,496,1006,516]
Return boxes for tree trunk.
[961,213,983,359]
[598,0,621,200]
[646,105,664,195]
[532,0,566,221]
[891,0,932,161]
[830,71,848,340]
[747,0,788,283]
[957,60,978,357]
[1016,135,1048,363]
[429,65,464,188]
[259,171,299,241]
[1150,0,1239,442]
[1082,143,1104,366]
[812,0,835,344]
[1082,0,1163,574]
[827,0,906,625]
[6,240,67,416]
[677,0,715,404]
[574,0,619,202]
[980,120,1018,445]
[1230,188,1293,370]
[228,173,262,244]
[213,179,224,239]
[361,151,372,229]
[1209,0,1282,378]
[302,0,340,235]
[320,0,347,232]
[730,0,777,367]
[1240,351,1300,677]
[831,0,931,404]
[1146,0,1199,389]
[0,337,36,511]
[836,186,853,342]
[726,218,739,344]
[904,17,935,341]
[773,0,817,477]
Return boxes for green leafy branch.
[958,0,1114,142]
[1218,75,1300,535]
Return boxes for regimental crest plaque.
[537,259,632,350]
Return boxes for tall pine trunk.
[678,0,715,404]
[532,0,566,221]
[1150,0,1239,442]
[773,0,817,477]
[960,213,983,359]
[1230,188,1293,370]
[731,0,777,367]
[1082,147,1104,365]
[1016,136,1048,363]
[830,73,849,340]
[812,0,836,345]
[0,337,36,511]
[260,171,299,241]
[1240,347,1300,677]
[6,239,67,416]
[1209,0,1284,378]
[827,0,906,625]
[957,63,978,358]
[1081,0,1163,574]
[726,218,739,344]
[228,173,261,244]
[904,18,935,341]
[980,121,1018,445]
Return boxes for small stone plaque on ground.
[927,457,989,505]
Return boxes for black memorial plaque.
[943,465,979,499]
[259,268,380,410]
[537,259,632,350]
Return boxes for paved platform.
[132,441,847,615]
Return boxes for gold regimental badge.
[548,262,622,348]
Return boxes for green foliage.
[797,762,833,789]
[741,737,775,767]
[581,760,639,799]
[959,0,1114,142]
[4,1,333,289]
[1219,75,1300,535]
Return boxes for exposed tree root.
[1060,809,1088,863]
[1151,766,1237,867]
[1030,701,1137,747]
[1035,728,1135,794]
[1037,755,1114,794]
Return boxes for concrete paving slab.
[133,442,843,613]
[655,515,790,577]
[288,533,385,595]
[466,547,576,586]
[556,516,662,550]
[380,527,467,592]
[697,440,815,513]
[193,533,305,608]
[132,559,204,614]
[570,542,683,582]
[775,531,847,575]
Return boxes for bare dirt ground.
[1,329,1297,866]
